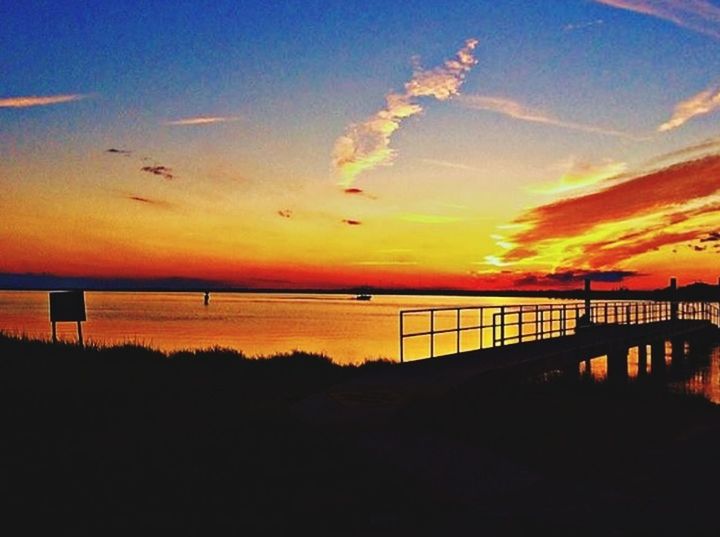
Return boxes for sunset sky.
[2,0,720,290]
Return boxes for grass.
[2,333,720,536]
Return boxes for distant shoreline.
[2,285,719,302]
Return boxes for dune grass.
[2,332,720,535]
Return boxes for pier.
[399,281,720,379]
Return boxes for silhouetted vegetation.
[2,333,720,535]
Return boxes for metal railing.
[399,300,720,362]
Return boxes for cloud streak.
[420,158,480,172]
[457,95,639,139]
[332,38,479,187]
[530,159,628,195]
[594,0,720,39]
[0,93,89,108]
[498,155,720,268]
[126,195,172,208]
[165,116,241,126]
[658,86,720,132]
[644,136,720,166]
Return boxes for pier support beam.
[607,347,628,381]
[651,340,666,375]
[637,344,648,377]
[671,338,685,369]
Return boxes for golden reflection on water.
[0,291,565,365]
[577,340,720,405]
[674,345,720,404]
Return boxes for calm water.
[0,291,564,364]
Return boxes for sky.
[2,0,720,290]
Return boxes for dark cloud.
[515,269,640,287]
[342,219,362,226]
[343,187,378,200]
[277,209,292,218]
[140,165,174,180]
[106,148,132,155]
[700,231,720,242]
[126,195,171,208]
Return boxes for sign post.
[49,291,87,346]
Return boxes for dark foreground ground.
[2,334,720,536]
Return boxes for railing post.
[516,309,521,343]
[456,308,461,354]
[430,310,435,358]
[500,306,506,346]
[399,313,404,363]
[584,277,592,320]
[479,307,484,349]
[670,277,678,321]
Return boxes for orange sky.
[3,2,720,290]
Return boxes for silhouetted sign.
[49,291,86,322]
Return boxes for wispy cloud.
[644,136,720,166]
[658,86,720,132]
[332,38,479,187]
[342,219,362,226]
[420,158,480,172]
[277,209,293,218]
[165,116,241,126]
[140,165,174,180]
[456,95,639,139]
[529,159,627,195]
[0,93,89,108]
[594,0,720,39]
[564,19,605,32]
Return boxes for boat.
[355,293,372,301]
